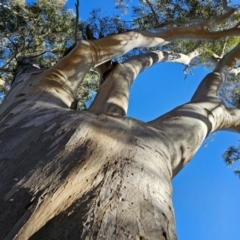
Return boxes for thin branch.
[200,8,235,28]
[155,18,208,29]
[145,0,159,25]
[234,21,240,28]
[74,0,80,44]
[222,0,235,12]
[156,1,235,30]
[24,51,47,59]
[220,37,228,58]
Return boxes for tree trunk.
[0,103,175,240]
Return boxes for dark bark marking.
[162,230,167,240]
[204,107,213,117]
[24,197,36,209]
[101,61,119,84]
[15,93,26,98]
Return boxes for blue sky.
[65,1,240,239]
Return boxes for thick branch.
[53,26,240,95]
[5,13,240,111]
[88,51,165,116]
[165,26,240,42]
[148,43,240,176]
[225,108,240,131]
[147,72,225,176]
[215,43,240,73]
[88,48,203,116]
[208,54,240,76]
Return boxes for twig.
[24,51,47,59]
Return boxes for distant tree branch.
[222,0,235,12]
[24,51,47,59]
[74,0,80,43]
[156,0,235,29]
[220,37,228,58]
[145,0,159,25]
[156,18,207,29]
[200,6,235,28]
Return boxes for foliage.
[0,0,74,81]
[0,0,101,109]
[222,142,240,177]
[76,70,99,110]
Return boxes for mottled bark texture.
[1,8,240,239]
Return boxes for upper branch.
[39,24,240,109]
[74,0,80,44]
[147,41,240,176]
[215,43,240,73]
[156,0,235,29]
[88,51,166,116]
[222,0,235,12]
[199,6,235,28]
[88,47,205,116]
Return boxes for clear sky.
[64,1,240,239]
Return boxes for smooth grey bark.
[0,107,175,240]
[1,5,240,238]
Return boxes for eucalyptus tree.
[0,1,240,240]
